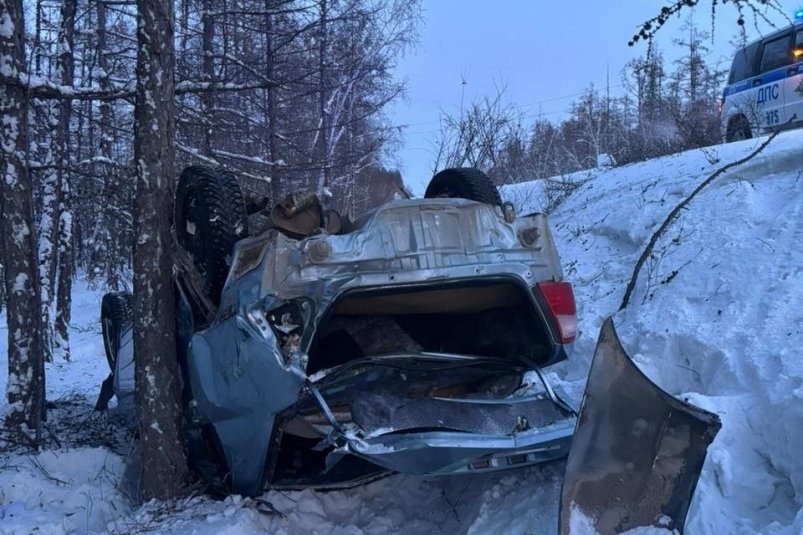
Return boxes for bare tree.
[264,1,282,201]
[433,84,524,182]
[200,0,215,156]
[0,0,46,442]
[53,0,77,361]
[31,0,61,362]
[0,0,418,461]
[315,0,331,192]
[133,0,190,500]
[92,0,130,289]
[667,20,728,150]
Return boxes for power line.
[518,84,625,112]
[395,82,631,137]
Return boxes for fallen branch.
[619,130,782,311]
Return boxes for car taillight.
[536,281,577,344]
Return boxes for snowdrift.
[536,129,803,535]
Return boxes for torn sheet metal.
[559,318,721,535]
[296,355,577,477]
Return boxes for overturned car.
[99,166,720,532]
[101,166,579,495]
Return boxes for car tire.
[726,116,752,142]
[101,291,133,373]
[424,167,502,205]
[175,166,249,304]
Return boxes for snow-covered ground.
[2,129,803,534]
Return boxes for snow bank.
[539,129,803,534]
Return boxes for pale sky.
[389,0,801,194]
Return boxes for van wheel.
[101,292,133,373]
[726,116,752,142]
[175,166,249,305]
[425,167,502,205]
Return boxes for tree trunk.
[264,2,280,202]
[0,0,46,443]
[95,0,122,289]
[179,0,191,60]
[133,0,190,500]
[316,0,330,193]
[34,0,60,361]
[201,0,214,156]
[53,0,77,362]
[54,184,73,362]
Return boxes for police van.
[721,10,803,142]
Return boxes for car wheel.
[101,291,133,373]
[726,116,752,142]
[424,167,502,205]
[175,166,249,304]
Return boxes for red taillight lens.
[537,281,577,344]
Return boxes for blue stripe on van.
[722,60,803,97]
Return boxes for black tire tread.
[175,166,249,303]
[424,167,502,205]
[101,291,133,372]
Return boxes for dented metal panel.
[559,318,721,535]
[186,315,305,496]
[222,199,562,312]
[343,422,575,475]
[297,355,577,477]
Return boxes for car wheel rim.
[183,190,207,259]
[102,316,117,371]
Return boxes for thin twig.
[28,455,69,485]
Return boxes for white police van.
[721,10,803,142]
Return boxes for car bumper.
[341,418,575,475]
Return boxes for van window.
[795,31,803,60]
[729,42,760,83]
[759,35,792,73]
